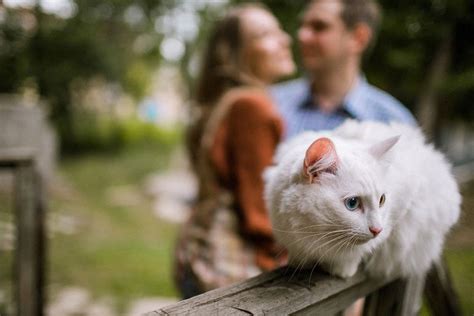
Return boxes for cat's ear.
[304,137,339,183]
[369,136,400,159]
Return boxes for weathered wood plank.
[9,159,44,316]
[147,268,285,316]
[291,275,392,316]
[363,278,407,316]
[0,148,36,166]
[146,252,461,316]
[149,267,397,316]
[362,273,424,316]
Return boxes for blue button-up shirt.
[270,77,417,139]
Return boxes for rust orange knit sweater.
[209,90,286,270]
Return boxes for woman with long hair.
[175,3,295,299]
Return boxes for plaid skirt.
[174,195,261,297]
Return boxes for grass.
[445,249,474,313]
[443,180,474,315]
[47,143,181,312]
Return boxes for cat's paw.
[325,261,360,278]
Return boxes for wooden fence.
[146,266,421,316]
[147,260,461,316]
[0,148,45,316]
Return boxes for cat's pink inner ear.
[304,137,339,182]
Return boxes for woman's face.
[240,8,295,84]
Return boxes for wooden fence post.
[363,274,425,316]
[0,149,45,316]
[424,259,462,316]
[14,160,44,316]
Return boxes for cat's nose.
[369,226,382,237]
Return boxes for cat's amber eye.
[379,194,386,207]
[344,197,361,211]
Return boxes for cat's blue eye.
[344,197,361,211]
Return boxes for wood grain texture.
[148,267,397,316]
[1,153,44,316]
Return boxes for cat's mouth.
[353,236,373,244]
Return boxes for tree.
[0,0,178,151]
[369,0,474,139]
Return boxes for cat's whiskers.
[347,233,359,254]
[296,229,345,282]
[301,229,360,283]
[283,233,329,278]
[312,230,352,249]
[274,227,347,268]
[328,233,360,274]
[311,233,350,265]
[333,232,356,258]
[287,234,324,280]
[306,233,334,283]
[272,223,340,234]
[308,233,351,283]
[281,225,357,282]
[278,228,352,252]
[309,229,360,277]
[285,229,350,280]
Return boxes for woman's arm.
[227,94,284,269]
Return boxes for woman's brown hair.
[194,3,268,107]
[187,4,268,168]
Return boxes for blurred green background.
[0,0,473,315]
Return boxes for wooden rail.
[146,266,426,316]
[0,148,45,316]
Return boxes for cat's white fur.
[264,120,461,279]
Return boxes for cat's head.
[298,135,399,245]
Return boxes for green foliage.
[368,0,473,119]
[124,61,153,100]
[0,1,176,152]
[0,8,31,92]
[113,118,181,148]
[63,109,181,154]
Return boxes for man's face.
[298,0,353,73]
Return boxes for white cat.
[264,120,461,279]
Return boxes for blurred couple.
[174,0,416,299]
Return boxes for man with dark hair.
[272,0,416,138]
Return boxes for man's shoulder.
[363,82,402,107]
[270,77,310,112]
[361,82,417,125]
[271,78,308,97]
